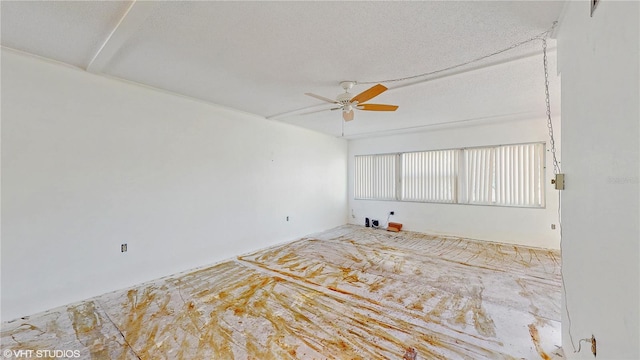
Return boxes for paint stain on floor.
[1,225,562,359]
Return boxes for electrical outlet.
[121,244,127,253]
[551,224,556,230]
[286,216,289,221]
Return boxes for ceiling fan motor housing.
[338,81,357,108]
[337,92,353,105]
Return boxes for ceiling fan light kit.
[305,81,399,122]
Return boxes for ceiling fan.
[304,81,398,121]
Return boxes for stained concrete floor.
[1,225,563,359]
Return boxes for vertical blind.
[401,150,458,203]
[354,154,397,200]
[464,147,495,204]
[494,143,544,206]
[354,142,545,207]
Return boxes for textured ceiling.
[1,1,132,68]
[1,1,564,138]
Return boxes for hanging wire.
[537,23,572,354]
[543,38,561,175]
[542,39,569,350]
[358,22,558,85]
[576,335,596,356]
[338,21,556,138]
[537,22,587,356]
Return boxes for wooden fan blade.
[357,104,398,111]
[305,93,339,104]
[343,109,354,121]
[350,84,387,104]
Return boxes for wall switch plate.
[551,173,565,190]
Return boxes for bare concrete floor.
[2,225,563,359]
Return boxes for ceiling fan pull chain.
[542,38,560,175]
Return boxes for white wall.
[348,115,561,249]
[1,49,348,321]
[557,1,639,359]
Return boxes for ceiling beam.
[86,1,154,73]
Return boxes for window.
[494,143,545,207]
[354,154,397,200]
[401,150,458,203]
[354,142,545,207]
[462,143,544,207]
[463,147,495,205]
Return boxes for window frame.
[353,142,546,209]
